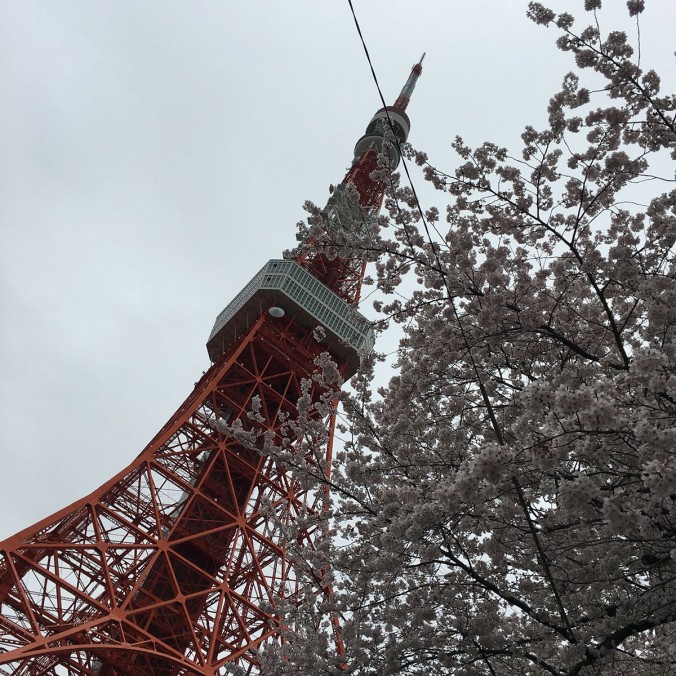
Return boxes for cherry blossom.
[262,2,674,673]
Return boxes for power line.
[346,1,506,445]
[345,0,431,241]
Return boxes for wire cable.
[346,0,507,446]
[346,0,431,244]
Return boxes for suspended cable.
[345,0,507,446]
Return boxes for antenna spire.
[393,53,425,112]
[351,54,425,178]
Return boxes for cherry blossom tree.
[257,1,675,674]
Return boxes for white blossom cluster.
[263,1,676,674]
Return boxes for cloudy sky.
[1,1,673,539]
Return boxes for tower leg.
[0,313,340,674]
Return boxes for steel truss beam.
[0,312,342,674]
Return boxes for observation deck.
[207,259,374,378]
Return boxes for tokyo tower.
[0,57,423,675]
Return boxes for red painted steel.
[294,149,380,306]
[0,58,421,673]
[0,315,341,674]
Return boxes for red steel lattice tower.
[0,57,423,675]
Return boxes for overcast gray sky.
[1,1,674,539]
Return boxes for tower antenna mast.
[394,52,425,112]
